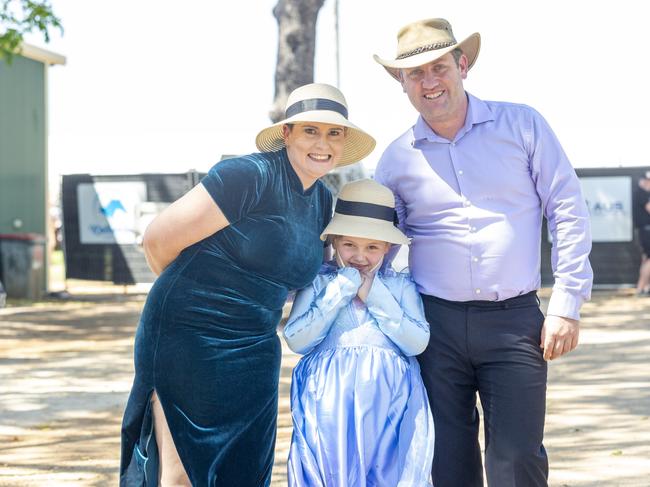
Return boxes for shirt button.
[463,200,471,207]
[458,170,464,175]
[472,257,479,262]
[470,226,477,233]
[475,289,481,294]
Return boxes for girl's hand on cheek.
[357,271,374,302]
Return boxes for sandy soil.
[0,287,648,486]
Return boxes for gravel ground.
[0,286,648,486]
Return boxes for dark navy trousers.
[418,292,548,487]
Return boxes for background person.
[634,172,650,295]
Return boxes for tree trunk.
[270,0,325,122]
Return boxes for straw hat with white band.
[255,83,376,167]
[374,18,480,82]
[320,179,409,245]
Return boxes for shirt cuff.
[547,288,583,320]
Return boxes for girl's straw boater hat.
[373,18,481,82]
[321,179,409,245]
[255,83,376,167]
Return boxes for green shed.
[0,43,65,296]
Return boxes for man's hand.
[540,315,580,361]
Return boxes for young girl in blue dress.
[283,178,434,487]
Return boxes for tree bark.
[270,0,325,122]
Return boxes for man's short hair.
[451,48,463,66]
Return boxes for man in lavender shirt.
[373,18,593,487]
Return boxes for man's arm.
[528,109,593,360]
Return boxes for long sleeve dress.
[283,263,435,487]
[119,149,332,486]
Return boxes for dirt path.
[0,289,648,486]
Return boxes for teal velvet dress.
[120,149,333,486]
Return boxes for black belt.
[421,290,539,310]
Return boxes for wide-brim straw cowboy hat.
[374,18,480,82]
[255,83,376,167]
[321,178,409,245]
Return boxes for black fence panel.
[61,172,204,284]
[62,167,649,287]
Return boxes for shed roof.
[20,43,66,66]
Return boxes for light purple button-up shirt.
[375,93,593,320]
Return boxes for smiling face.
[283,122,346,189]
[333,235,391,273]
[400,52,469,139]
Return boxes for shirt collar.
[413,92,495,145]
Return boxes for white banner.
[77,182,147,244]
[581,176,632,242]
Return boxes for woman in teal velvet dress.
[119,83,375,487]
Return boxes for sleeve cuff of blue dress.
[365,276,403,324]
[365,276,429,356]
[283,269,361,354]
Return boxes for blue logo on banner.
[101,200,126,217]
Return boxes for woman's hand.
[143,183,230,275]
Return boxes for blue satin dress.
[120,149,332,486]
[283,264,435,487]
